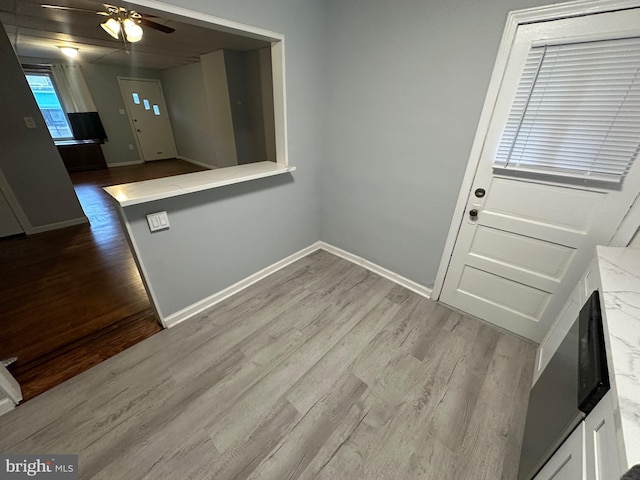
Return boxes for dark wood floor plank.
[0,251,536,480]
[1,159,206,400]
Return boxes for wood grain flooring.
[0,159,207,401]
[0,250,535,479]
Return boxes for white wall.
[320,0,563,289]
[0,24,86,232]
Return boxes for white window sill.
[103,161,296,207]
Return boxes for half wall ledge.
[103,161,296,206]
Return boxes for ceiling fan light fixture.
[58,46,79,58]
[123,18,143,43]
[101,17,121,40]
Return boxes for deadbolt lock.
[474,188,486,198]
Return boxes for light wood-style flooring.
[0,159,207,401]
[0,250,535,479]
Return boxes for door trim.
[432,0,640,301]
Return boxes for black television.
[67,112,107,142]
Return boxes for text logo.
[0,455,77,480]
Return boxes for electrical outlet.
[146,211,170,232]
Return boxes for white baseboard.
[107,160,144,167]
[29,216,88,234]
[162,240,431,329]
[177,155,217,170]
[163,242,323,328]
[319,242,432,299]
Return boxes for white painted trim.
[163,242,323,328]
[319,242,432,299]
[176,155,217,170]
[29,216,88,234]
[0,365,22,405]
[431,0,640,300]
[126,0,284,42]
[104,162,296,207]
[107,160,145,167]
[160,241,431,329]
[610,190,640,246]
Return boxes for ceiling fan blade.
[41,4,103,14]
[139,17,175,34]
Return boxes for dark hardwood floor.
[0,159,208,401]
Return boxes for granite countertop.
[595,246,640,470]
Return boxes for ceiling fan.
[41,3,175,44]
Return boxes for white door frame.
[432,0,640,301]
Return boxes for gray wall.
[0,24,86,231]
[161,58,233,168]
[0,189,22,237]
[320,0,561,289]
[121,0,325,318]
[225,49,269,165]
[81,63,162,166]
[161,48,274,169]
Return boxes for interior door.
[118,78,177,161]
[439,9,640,342]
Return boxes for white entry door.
[118,78,177,161]
[439,8,640,342]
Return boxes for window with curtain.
[24,64,107,142]
[25,72,73,140]
[494,36,640,183]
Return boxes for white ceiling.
[0,0,272,69]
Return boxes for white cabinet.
[532,392,621,480]
[585,392,621,480]
[534,423,584,480]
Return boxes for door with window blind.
[439,8,640,342]
[118,78,177,161]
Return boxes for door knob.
[474,188,486,198]
[469,208,479,218]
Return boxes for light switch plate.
[146,211,170,232]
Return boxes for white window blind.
[495,36,640,183]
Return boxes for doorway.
[118,78,177,161]
[434,5,640,343]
